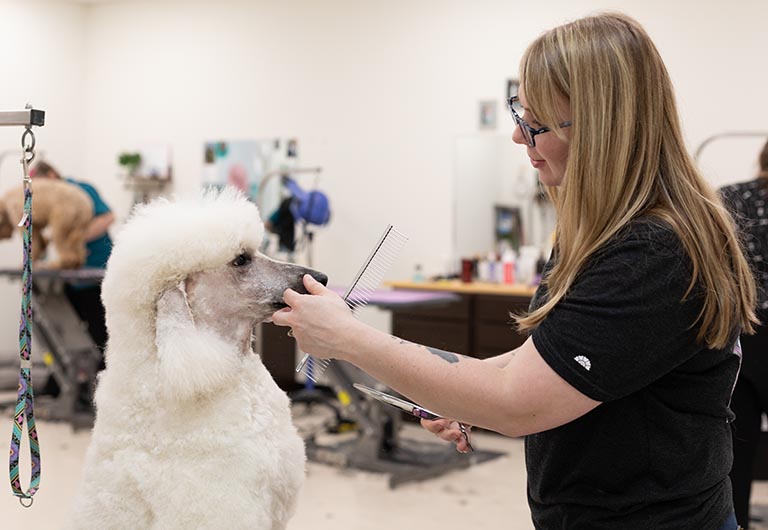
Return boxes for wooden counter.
[384,280,538,358]
[385,279,538,297]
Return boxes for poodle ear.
[155,282,239,401]
[155,282,194,332]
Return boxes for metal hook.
[21,127,35,165]
[18,495,33,508]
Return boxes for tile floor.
[3,404,768,530]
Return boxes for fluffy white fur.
[66,188,318,530]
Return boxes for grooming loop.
[3,104,45,507]
[295,224,408,381]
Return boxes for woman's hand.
[272,274,360,360]
[421,418,473,454]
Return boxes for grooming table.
[299,288,504,487]
[0,267,104,430]
[328,286,460,310]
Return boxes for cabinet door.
[392,317,471,355]
[391,296,471,354]
[473,295,531,357]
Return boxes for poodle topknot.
[102,187,265,351]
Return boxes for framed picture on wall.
[202,138,297,201]
[494,204,523,252]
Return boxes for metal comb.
[295,224,408,382]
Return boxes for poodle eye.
[231,253,252,267]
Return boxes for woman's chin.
[537,168,564,187]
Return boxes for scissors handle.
[458,422,474,453]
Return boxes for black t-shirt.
[526,218,740,530]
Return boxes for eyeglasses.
[506,95,572,147]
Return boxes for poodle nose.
[310,271,328,286]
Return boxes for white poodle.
[67,187,326,530]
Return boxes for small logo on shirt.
[574,356,591,371]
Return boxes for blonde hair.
[515,12,757,348]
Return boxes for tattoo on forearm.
[425,346,459,364]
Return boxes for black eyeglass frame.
[506,95,572,147]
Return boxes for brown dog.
[0,179,93,268]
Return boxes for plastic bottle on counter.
[460,258,473,283]
[486,251,498,283]
[412,264,425,283]
[477,257,490,282]
[502,248,516,284]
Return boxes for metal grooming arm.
[261,167,323,180]
[0,108,46,128]
[0,107,46,172]
[694,131,768,162]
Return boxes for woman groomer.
[273,12,757,530]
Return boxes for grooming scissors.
[353,383,473,453]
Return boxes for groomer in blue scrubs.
[33,160,113,404]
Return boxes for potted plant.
[118,152,142,177]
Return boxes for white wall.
[78,0,768,281]
[0,0,767,355]
[0,2,87,174]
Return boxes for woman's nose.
[511,123,525,146]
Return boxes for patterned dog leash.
[9,125,41,507]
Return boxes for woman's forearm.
[85,212,115,241]
[275,275,598,437]
[335,322,526,435]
